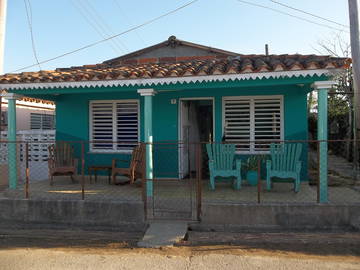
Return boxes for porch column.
[137,89,156,198]
[312,81,335,203]
[2,92,21,189]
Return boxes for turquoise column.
[313,81,334,203]
[137,89,156,198]
[5,94,18,189]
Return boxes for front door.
[179,99,214,179]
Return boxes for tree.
[313,34,354,160]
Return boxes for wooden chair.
[266,143,302,192]
[48,142,78,185]
[206,143,242,190]
[111,144,145,185]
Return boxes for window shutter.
[41,115,55,130]
[30,113,42,130]
[254,98,282,151]
[223,96,283,153]
[223,98,251,151]
[116,101,139,151]
[90,100,139,152]
[91,102,114,150]
[30,113,55,130]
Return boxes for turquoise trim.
[317,89,328,203]
[7,98,17,189]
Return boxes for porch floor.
[1,176,359,204]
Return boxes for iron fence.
[0,139,359,211]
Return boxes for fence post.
[81,142,85,200]
[25,142,29,199]
[317,141,320,203]
[257,159,261,204]
[196,143,202,221]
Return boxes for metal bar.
[317,141,320,203]
[141,143,147,218]
[81,142,85,200]
[197,143,202,221]
[257,159,261,204]
[25,142,29,199]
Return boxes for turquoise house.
[0,36,349,202]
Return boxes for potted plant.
[244,155,267,186]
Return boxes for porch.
[2,175,359,205]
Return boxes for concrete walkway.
[138,221,188,248]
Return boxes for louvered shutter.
[223,98,251,152]
[41,114,55,130]
[254,98,282,151]
[223,96,283,153]
[116,101,139,151]
[90,100,139,152]
[91,102,114,150]
[30,113,42,130]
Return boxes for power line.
[235,0,349,33]
[23,0,41,70]
[70,0,121,54]
[112,0,146,46]
[11,0,199,73]
[81,0,128,52]
[269,0,349,28]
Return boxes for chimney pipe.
[265,44,269,56]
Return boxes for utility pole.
[0,0,7,136]
[349,0,360,171]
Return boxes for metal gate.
[146,142,202,221]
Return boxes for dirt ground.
[0,227,359,270]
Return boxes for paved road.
[0,248,359,270]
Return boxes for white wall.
[1,103,55,131]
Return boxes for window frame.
[89,99,140,154]
[222,95,284,154]
[30,112,55,130]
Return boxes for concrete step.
[137,221,188,248]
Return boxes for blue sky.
[4,0,350,73]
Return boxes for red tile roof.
[0,54,350,85]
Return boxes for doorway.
[179,98,214,179]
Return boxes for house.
[0,96,55,132]
[0,36,349,202]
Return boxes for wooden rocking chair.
[48,142,78,185]
[111,144,145,185]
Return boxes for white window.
[30,113,55,130]
[90,100,139,152]
[223,96,283,153]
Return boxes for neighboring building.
[0,97,55,131]
[0,36,349,181]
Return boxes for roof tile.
[0,55,350,85]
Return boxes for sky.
[4,0,351,73]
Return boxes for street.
[0,228,359,270]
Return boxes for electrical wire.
[11,0,199,73]
[112,0,146,46]
[23,0,41,70]
[269,0,349,28]
[81,0,128,52]
[70,0,121,54]
[235,0,349,33]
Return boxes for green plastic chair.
[206,143,242,190]
[266,143,302,192]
